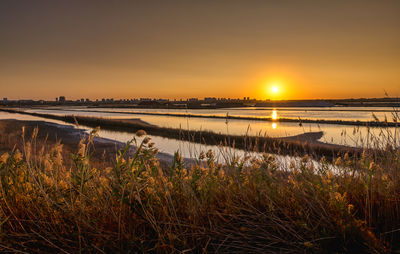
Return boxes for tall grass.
[0,125,399,253]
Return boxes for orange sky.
[1,0,399,100]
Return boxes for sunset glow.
[265,81,284,99]
[1,2,400,252]
[1,1,399,100]
[271,85,279,94]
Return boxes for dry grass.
[0,123,399,253]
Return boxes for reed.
[0,123,399,253]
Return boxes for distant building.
[59,96,66,102]
[3,98,8,102]
[157,99,169,103]
[188,98,198,102]
[204,97,217,102]
[172,103,187,108]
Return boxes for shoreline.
[18,107,400,127]
[87,105,399,112]
[0,119,178,166]
[0,109,361,160]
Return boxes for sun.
[261,77,287,100]
[265,81,282,98]
[271,85,279,94]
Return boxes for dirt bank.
[0,120,175,167]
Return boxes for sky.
[1,0,399,100]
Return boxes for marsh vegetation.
[0,119,399,253]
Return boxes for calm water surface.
[24,107,399,149]
[0,111,261,161]
[2,105,399,158]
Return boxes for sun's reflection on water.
[272,109,278,120]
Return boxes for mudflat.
[0,119,174,167]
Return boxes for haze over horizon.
[1,0,399,100]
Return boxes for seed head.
[136,130,147,137]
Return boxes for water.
[0,111,257,161]
[25,107,399,148]
[2,106,399,159]
[79,106,399,122]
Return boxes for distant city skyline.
[1,0,399,100]
[3,95,400,103]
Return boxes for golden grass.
[0,127,399,253]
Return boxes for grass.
[0,122,399,253]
